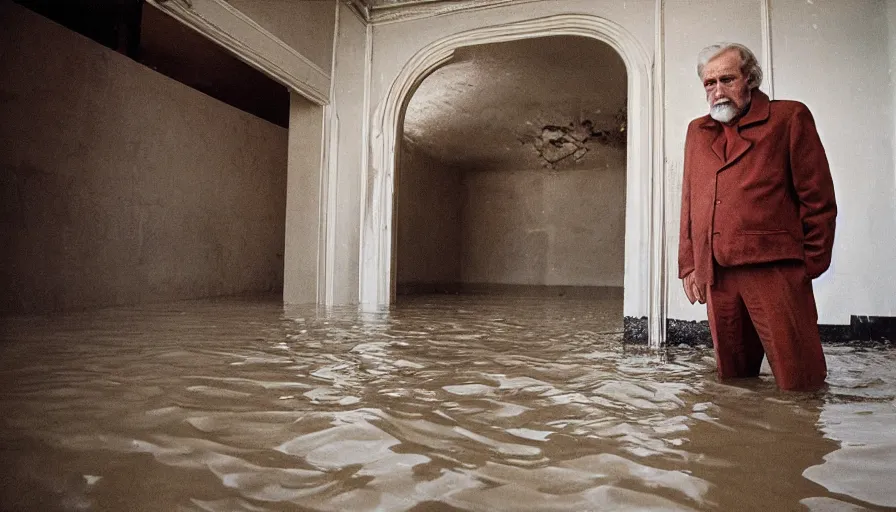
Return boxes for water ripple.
[0,295,893,511]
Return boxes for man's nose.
[712,87,726,101]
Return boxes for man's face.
[702,49,751,124]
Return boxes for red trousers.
[706,261,827,391]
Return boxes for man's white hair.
[697,43,763,90]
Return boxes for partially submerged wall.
[0,3,288,314]
[395,144,463,289]
[460,162,626,289]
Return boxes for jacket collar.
[698,88,771,130]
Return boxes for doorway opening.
[394,36,627,312]
[361,14,662,342]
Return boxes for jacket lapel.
[710,132,726,162]
[724,133,752,166]
[698,89,771,171]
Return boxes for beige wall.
[0,3,288,314]
[224,0,336,73]
[461,155,626,287]
[283,94,324,304]
[395,143,626,289]
[395,144,463,287]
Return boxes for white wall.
[890,0,896,188]
[770,0,895,322]
[331,0,896,323]
[664,0,896,324]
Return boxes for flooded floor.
[0,295,894,512]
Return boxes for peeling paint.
[526,109,626,167]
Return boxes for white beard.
[710,101,740,123]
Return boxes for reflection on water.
[0,295,893,511]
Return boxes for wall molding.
[358,16,374,304]
[347,0,370,21]
[344,0,369,25]
[318,2,343,306]
[651,0,667,348]
[148,0,331,105]
[760,0,775,99]
[359,13,667,346]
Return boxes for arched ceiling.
[402,36,628,171]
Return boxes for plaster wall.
[0,2,288,314]
[461,158,626,287]
[395,145,463,287]
[771,0,896,321]
[890,0,896,218]
[223,0,336,73]
[395,146,625,289]
[890,0,896,178]
[283,94,324,304]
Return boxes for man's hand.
[682,271,706,305]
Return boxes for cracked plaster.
[403,35,627,171]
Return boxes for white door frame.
[360,13,667,344]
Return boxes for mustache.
[709,100,740,123]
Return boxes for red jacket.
[678,89,837,288]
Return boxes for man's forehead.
[704,49,742,76]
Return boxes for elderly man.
[678,43,837,391]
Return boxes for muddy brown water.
[0,295,893,511]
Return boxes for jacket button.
[715,200,721,205]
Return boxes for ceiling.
[402,35,628,171]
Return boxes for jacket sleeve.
[678,124,696,279]
[789,105,837,279]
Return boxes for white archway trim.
[361,13,666,344]
[759,0,775,100]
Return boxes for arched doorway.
[361,14,665,343]
[394,36,628,300]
